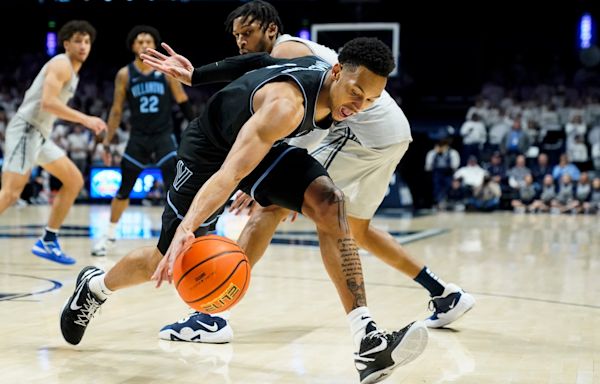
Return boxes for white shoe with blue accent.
[32,238,75,265]
[424,283,475,328]
[159,311,233,343]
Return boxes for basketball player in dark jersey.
[61,38,428,384]
[91,25,194,257]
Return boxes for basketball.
[173,235,250,314]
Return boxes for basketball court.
[1,205,598,383]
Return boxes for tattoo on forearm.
[339,237,366,307]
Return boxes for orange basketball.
[173,235,250,314]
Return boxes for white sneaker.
[159,311,234,343]
[424,283,475,328]
[91,236,116,257]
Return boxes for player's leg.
[155,133,178,188]
[0,171,31,213]
[60,245,161,345]
[61,154,221,345]
[32,139,82,264]
[318,136,475,328]
[247,144,428,383]
[0,117,40,213]
[91,139,146,256]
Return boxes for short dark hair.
[58,20,96,44]
[225,0,283,35]
[338,37,395,77]
[126,25,161,51]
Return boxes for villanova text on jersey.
[127,64,174,135]
[130,81,165,98]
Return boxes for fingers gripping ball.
[173,235,250,314]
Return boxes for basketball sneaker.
[424,283,475,328]
[91,236,116,257]
[159,311,233,343]
[355,321,428,384]
[60,266,106,345]
[32,238,75,265]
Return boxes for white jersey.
[275,34,412,148]
[16,54,78,138]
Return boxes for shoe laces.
[74,293,102,327]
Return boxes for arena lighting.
[298,28,310,40]
[579,13,593,49]
[46,32,57,56]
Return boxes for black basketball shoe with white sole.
[354,321,428,384]
[60,266,106,345]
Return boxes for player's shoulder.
[287,55,330,67]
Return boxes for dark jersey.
[126,63,174,135]
[181,56,331,160]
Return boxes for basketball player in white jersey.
[151,1,473,344]
[0,20,106,264]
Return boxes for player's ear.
[332,63,342,80]
[267,22,278,39]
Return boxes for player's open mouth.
[340,106,355,118]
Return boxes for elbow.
[40,99,54,113]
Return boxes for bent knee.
[304,184,347,226]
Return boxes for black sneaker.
[354,321,428,384]
[60,266,106,345]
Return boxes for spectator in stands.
[531,153,553,184]
[500,119,530,167]
[511,173,538,212]
[528,174,557,213]
[507,154,532,189]
[487,108,511,154]
[552,153,580,182]
[454,155,486,193]
[439,178,469,212]
[424,137,460,206]
[468,174,501,212]
[551,173,576,213]
[459,113,486,164]
[484,151,507,185]
[582,177,600,214]
[568,134,590,171]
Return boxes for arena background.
[0,0,597,208]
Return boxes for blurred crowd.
[425,83,600,214]
[1,54,599,215]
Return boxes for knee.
[66,171,84,192]
[1,189,23,205]
[305,185,347,231]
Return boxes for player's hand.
[229,190,255,215]
[152,225,195,288]
[101,144,112,166]
[84,116,107,135]
[141,42,194,86]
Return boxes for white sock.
[88,274,113,301]
[347,307,376,351]
[106,222,117,240]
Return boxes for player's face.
[132,33,156,58]
[63,32,92,63]
[232,17,276,55]
[328,64,386,122]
